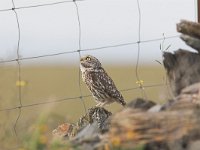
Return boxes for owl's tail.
[120,101,126,107]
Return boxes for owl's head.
[80,55,102,71]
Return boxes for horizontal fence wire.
[0,0,194,149]
[0,0,85,12]
[0,35,179,64]
[0,83,166,112]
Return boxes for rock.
[77,107,112,132]
[72,122,101,145]
[103,107,200,150]
[71,107,112,150]
[148,104,162,112]
[163,49,200,96]
[52,123,76,139]
[180,34,200,51]
[161,82,200,111]
[177,20,200,52]
[127,98,156,110]
[189,140,200,150]
[163,20,200,96]
[52,107,112,149]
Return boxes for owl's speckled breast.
[79,55,126,107]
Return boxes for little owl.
[80,55,126,107]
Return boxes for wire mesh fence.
[0,0,197,149]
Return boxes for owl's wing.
[91,70,126,106]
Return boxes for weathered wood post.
[198,0,200,22]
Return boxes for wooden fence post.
[198,0,200,22]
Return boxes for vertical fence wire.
[136,0,147,99]
[11,0,22,140]
[194,0,197,21]
[73,0,87,114]
[198,0,200,22]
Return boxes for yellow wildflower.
[136,80,144,87]
[16,80,27,87]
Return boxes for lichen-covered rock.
[77,107,112,132]
[163,20,200,96]
[163,49,200,96]
[162,82,200,111]
[104,107,200,150]
[52,123,76,139]
[177,20,200,51]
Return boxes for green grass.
[0,65,171,149]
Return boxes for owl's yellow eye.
[86,57,91,61]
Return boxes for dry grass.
[0,65,169,149]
